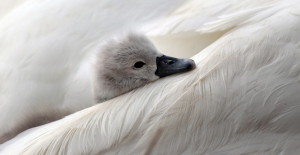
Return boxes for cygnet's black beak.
[155,55,196,78]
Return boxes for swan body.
[1,0,300,154]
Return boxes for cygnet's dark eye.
[134,61,145,68]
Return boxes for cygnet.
[94,33,196,102]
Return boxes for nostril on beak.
[164,60,175,65]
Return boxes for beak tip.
[186,59,196,71]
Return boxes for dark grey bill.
[155,55,196,78]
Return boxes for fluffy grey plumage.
[94,33,161,102]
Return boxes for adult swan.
[1,0,300,154]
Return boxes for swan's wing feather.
[147,0,290,35]
[0,0,26,19]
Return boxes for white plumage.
[1,0,300,154]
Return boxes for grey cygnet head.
[94,33,196,103]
